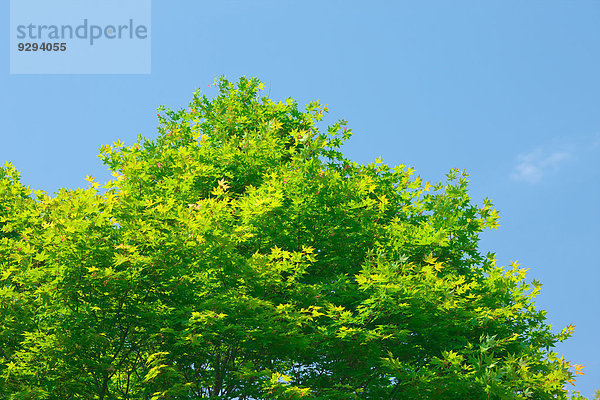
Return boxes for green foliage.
[0,76,586,399]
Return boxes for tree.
[0,76,586,399]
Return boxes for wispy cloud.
[511,149,571,183]
[511,134,599,183]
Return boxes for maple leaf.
[218,178,230,191]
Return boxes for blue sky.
[2,1,599,396]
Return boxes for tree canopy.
[0,76,586,399]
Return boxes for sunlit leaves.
[0,77,585,400]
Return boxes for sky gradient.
[2,1,599,396]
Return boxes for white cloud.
[511,134,599,183]
[511,148,571,183]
